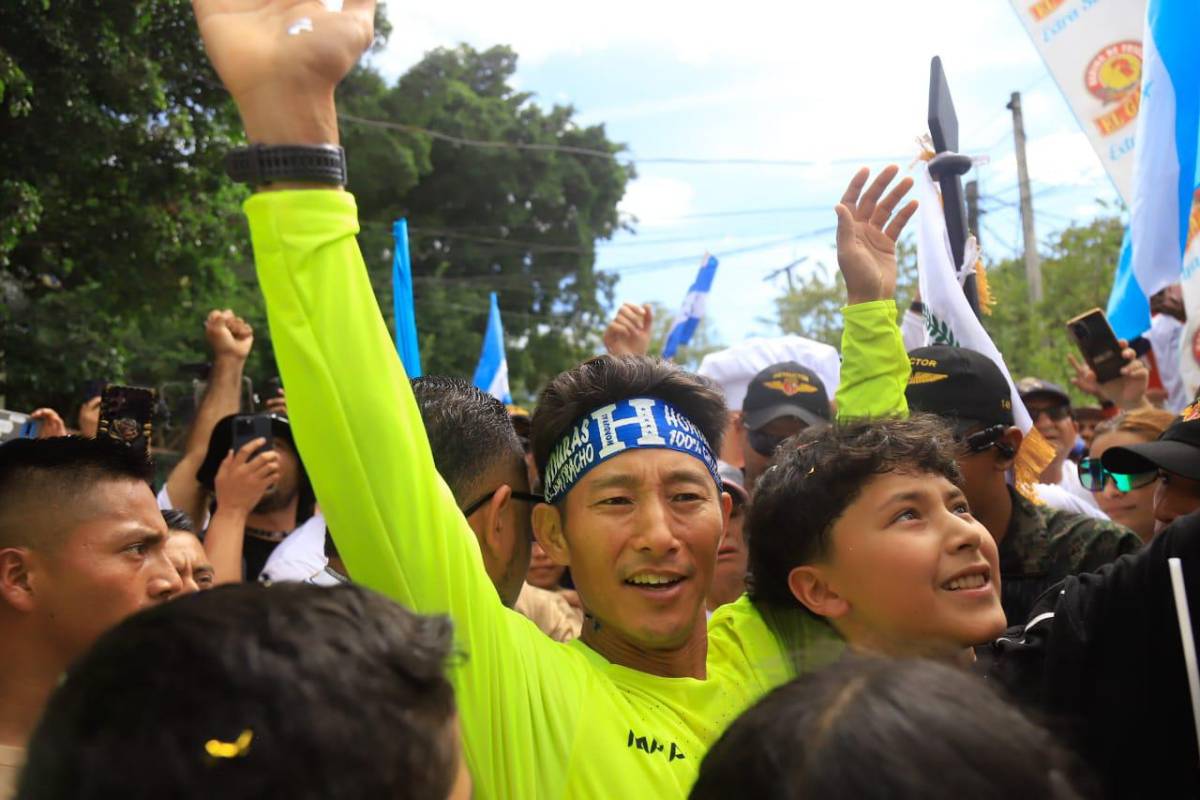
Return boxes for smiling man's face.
[542,449,730,651]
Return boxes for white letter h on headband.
[592,399,666,458]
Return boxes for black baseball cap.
[1101,414,1200,481]
[196,413,295,490]
[906,346,1015,434]
[742,362,831,431]
[1017,377,1071,407]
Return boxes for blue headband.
[543,397,722,503]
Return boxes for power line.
[338,112,910,168]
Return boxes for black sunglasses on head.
[1028,404,1071,422]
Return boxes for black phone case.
[232,415,274,458]
[97,386,156,456]
[1067,311,1125,383]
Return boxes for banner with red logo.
[1008,0,1147,203]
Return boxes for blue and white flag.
[472,292,511,404]
[662,254,718,360]
[392,218,422,377]
[1107,0,1200,341]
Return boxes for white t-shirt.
[1150,314,1190,413]
[155,485,211,531]
[258,512,327,583]
[1034,481,1109,520]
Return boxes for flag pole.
[928,56,982,319]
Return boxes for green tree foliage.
[340,44,633,401]
[0,0,259,415]
[982,215,1125,402]
[0,7,628,416]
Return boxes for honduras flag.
[391,219,422,377]
[1107,0,1200,341]
[473,292,512,404]
[662,254,719,359]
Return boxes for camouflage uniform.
[999,486,1142,624]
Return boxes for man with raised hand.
[189,3,915,795]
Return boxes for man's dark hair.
[161,508,195,534]
[18,582,459,800]
[531,355,728,485]
[691,657,1091,800]
[0,436,153,549]
[411,375,525,503]
[747,415,961,609]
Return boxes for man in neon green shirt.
[191,3,912,796]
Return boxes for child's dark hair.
[691,657,1092,800]
[747,415,961,609]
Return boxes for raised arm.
[162,310,253,524]
[832,166,916,420]
[190,2,579,794]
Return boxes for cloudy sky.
[370,0,1122,345]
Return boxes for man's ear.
[0,548,37,613]
[717,490,733,552]
[995,427,1024,471]
[787,564,850,620]
[532,504,570,566]
[480,485,513,559]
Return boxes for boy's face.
[803,471,1006,657]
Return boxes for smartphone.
[266,376,283,398]
[0,410,42,443]
[232,414,274,460]
[1066,308,1127,383]
[97,385,156,455]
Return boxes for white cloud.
[617,176,696,227]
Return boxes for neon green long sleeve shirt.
[245,190,899,798]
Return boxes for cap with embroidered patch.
[905,346,1014,433]
[741,361,831,431]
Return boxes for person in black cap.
[905,345,1139,624]
[1017,376,1095,506]
[1102,402,1200,536]
[739,361,832,493]
[196,412,315,583]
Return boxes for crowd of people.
[3,1,1200,797]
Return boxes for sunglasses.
[746,427,803,458]
[1078,458,1157,493]
[462,487,544,517]
[1028,404,1071,423]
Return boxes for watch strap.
[225,144,347,187]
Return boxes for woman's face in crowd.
[811,471,1006,658]
[546,448,729,651]
[527,541,566,589]
[1089,430,1158,543]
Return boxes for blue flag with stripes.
[1106,0,1200,340]
[392,219,422,377]
[662,254,719,359]
[473,292,512,404]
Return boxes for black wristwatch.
[225,144,347,187]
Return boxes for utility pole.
[966,179,980,250]
[1007,91,1042,303]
